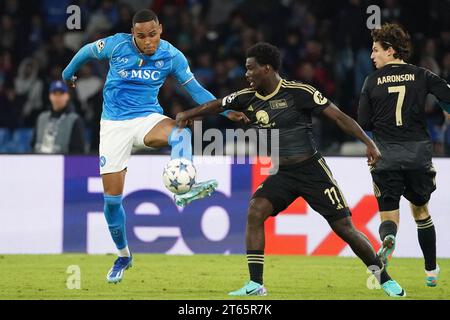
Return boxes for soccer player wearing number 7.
[358,23,450,287]
[61,9,244,284]
[176,42,406,298]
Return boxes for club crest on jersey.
[256,110,276,128]
[155,60,164,68]
[99,156,106,167]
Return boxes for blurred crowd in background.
[0,0,449,155]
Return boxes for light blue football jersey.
[88,33,195,120]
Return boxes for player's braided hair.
[371,23,412,61]
[132,9,158,26]
[246,42,281,71]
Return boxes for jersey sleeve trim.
[181,76,195,86]
[281,80,315,94]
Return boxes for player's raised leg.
[102,170,133,284]
[410,202,439,286]
[377,210,399,269]
[328,216,405,297]
[143,118,218,206]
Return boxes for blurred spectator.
[0,15,16,51]
[0,0,449,156]
[86,0,118,38]
[42,0,71,28]
[46,33,75,72]
[119,0,153,13]
[0,50,13,91]
[74,64,103,122]
[193,52,215,88]
[14,57,44,126]
[111,3,133,34]
[32,81,85,154]
[27,14,45,56]
[0,85,22,129]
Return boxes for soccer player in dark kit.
[176,42,406,297]
[358,23,450,287]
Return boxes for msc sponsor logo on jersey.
[313,90,328,105]
[117,69,162,80]
[131,69,161,80]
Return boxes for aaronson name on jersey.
[377,73,415,85]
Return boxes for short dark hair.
[246,42,282,71]
[132,9,158,26]
[371,23,411,61]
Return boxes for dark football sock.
[416,216,437,271]
[379,220,397,241]
[247,250,264,285]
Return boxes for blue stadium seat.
[0,128,11,147]
[8,128,34,153]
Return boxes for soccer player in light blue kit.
[62,9,246,284]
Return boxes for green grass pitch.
[0,254,448,300]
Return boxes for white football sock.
[118,246,131,257]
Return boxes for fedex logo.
[62,156,250,254]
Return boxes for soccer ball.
[162,158,196,194]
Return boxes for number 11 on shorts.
[324,186,341,205]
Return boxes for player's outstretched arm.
[175,99,223,127]
[172,50,245,121]
[322,103,381,166]
[62,36,115,87]
[62,44,97,87]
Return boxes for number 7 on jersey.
[388,85,406,126]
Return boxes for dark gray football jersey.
[358,63,450,170]
[221,79,330,157]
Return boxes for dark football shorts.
[371,165,437,211]
[252,153,351,222]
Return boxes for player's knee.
[410,202,429,220]
[329,216,355,236]
[247,199,271,225]
[168,127,192,145]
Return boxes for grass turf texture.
[0,254,448,300]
